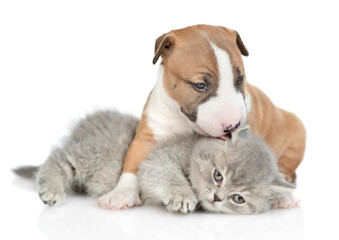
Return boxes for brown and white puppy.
[97,25,306,210]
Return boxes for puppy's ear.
[153,33,175,64]
[235,31,249,57]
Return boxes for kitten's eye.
[236,75,244,85]
[230,194,245,204]
[193,82,207,91]
[213,170,223,183]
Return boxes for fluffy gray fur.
[13,110,294,214]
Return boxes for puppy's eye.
[230,194,245,204]
[236,76,244,85]
[193,82,207,91]
[213,170,223,183]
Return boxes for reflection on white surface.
[37,196,304,240]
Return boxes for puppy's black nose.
[225,124,233,130]
[223,121,241,133]
[213,194,221,202]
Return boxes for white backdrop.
[1,1,338,239]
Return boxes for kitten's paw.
[39,187,66,206]
[164,193,198,214]
[96,173,141,210]
[272,194,300,209]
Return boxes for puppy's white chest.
[147,106,193,143]
[146,67,194,143]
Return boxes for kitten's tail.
[12,166,39,180]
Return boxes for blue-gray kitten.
[14,110,294,214]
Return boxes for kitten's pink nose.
[213,194,221,202]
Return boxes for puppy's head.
[153,25,249,138]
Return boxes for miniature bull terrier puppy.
[109,24,306,209]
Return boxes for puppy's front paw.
[163,192,198,214]
[272,194,300,209]
[39,187,66,206]
[97,189,141,210]
[96,173,141,210]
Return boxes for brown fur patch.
[122,94,156,174]
[245,83,306,182]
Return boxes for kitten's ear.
[231,124,250,143]
[268,177,295,202]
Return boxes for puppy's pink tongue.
[219,135,229,141]
[219,135,227,141]
[219,132,232,141]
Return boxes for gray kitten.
[13,110,295,214]
[139,127,295,214]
